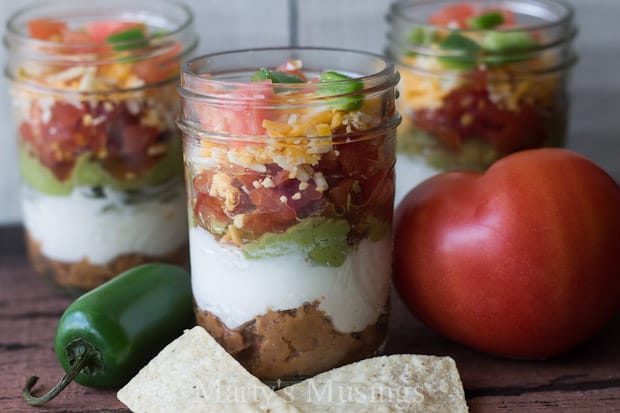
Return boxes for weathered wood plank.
[0,238,127,412]
[469,388,620,412]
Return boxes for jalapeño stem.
[22,350,92,406]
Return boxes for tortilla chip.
[117,326,299,413]
[277,355,468,412]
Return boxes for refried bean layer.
[195,302,388,380]
[26,231,189,291]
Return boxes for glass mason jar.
[4,0,198,291]
[386,0,577,204]
[178,48,400,381]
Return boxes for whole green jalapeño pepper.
[23,263,194,405]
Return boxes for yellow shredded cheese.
[398,57,449,111]
[398,55,559,115]
[201,107,348,171]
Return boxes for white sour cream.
[190,226,392,334]
[22,185,188,264]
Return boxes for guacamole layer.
[19,139,183,196]
[242,215,389,267]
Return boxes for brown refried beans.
[195,302,388,379]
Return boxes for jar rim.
[179,47,399,100]
[3,0,196,63]
[392,51,577,78]
[390,0,575,34]
[386,25,578,75]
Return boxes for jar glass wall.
[178,48,400,381]
[4,0,198,291]
[386,0,577,204]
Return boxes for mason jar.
[4,0,198,291]
[386,0,577,204]
[177,48,400,381]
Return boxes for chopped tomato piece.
[62,30,93,44]
[60,29,109,54]
[195,80,274,136]
[412,72,547,154]
[194,192,230,228]
[235,170,264,189]
[131,43,181,85]
[328,178,356,213]
[61,30,93,44]
[429,3,476,29]
[28,18,68,41]
[84,21,145,43]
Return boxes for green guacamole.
[19,139,183,196]
[243,217,351,267]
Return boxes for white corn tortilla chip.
[117,326,299,413]
[277,355,468,413]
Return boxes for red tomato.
[393,149,620,358]
[60,30,111,54]
[429,3,476,29]
[28,18,68,41]
[84,21,145,43]
[62,30,94,44]
[196,81,273,136]
[132,43,182,85]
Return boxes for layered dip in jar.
[387,0,577,204]
[178,48,400,381]
[4,0,198,290]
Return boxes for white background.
[0,0,618,223]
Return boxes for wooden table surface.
[1,225,619,413]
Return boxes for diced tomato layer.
[191,133,395,241]
[20,100,169,180]
[412,71,547,154]
[103,122,162,177]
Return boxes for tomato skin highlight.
[393,148,620,358]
